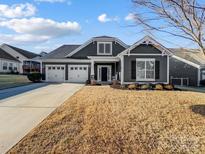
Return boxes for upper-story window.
[97,42,112,55]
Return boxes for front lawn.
[8,86,205,153]
[0,74,31,90]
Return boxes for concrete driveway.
[0,83,83,154]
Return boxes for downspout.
[120,55,124,85]
[197,67,201,87]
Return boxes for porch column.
[91,60,95,79]
[120,55,124,85]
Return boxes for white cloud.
[98,13,110,23]
[35,0,66,3]
[0,3,36,18]
[0,34,50,43]
[125,13,135,21]
[98,13,119,23]
[0,17,81,43]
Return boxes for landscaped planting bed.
[8,86,205,153]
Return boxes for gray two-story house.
[42,36,172,85]
[42,35,205,86]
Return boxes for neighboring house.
[0,44,41,74]
[42,36,172,84]
[0,48,20,73]
[169,49,205,86]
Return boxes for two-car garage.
[46,64,89,83]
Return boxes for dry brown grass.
[8,86,205,154]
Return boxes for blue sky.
[0,0,198,53]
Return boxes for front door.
[97,65,112,82]
[101,67,108,81]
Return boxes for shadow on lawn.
[0,83,50,100]
[190,105,205,116]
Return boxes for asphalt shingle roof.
[6,44,39,59]
[170,48,205,66]
[0,48,20,62]
[43,45,80,59]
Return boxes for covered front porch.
[88,56,120,83]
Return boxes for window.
[75,67,78,70]
[79,67,82,70]
[9,63,13,71]
[57,67,60,70]
[70,67,74,70]
[202,70,205,80]
[61,67,64,70]
[52,67,55,70]
[83,67,87,70]
[48,67,51,70]
[97,42,112,55]
[136,59,155,81]
[3,62,7,70]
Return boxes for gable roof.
[0,48,20,62]
[5,44,39,59]
[118,36,173,56]
[170,48,205,67]
[43,45,80,59]
[66,36,128,57]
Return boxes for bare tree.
[132,0,205,54]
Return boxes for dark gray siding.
[43,62,91,81]
[131,44,162,54]
[169,57,198,86]
[124,55,168,83]
[71,41,126,58]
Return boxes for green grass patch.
[0,74,31,90]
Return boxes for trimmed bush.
[163,84,174,90]
[128,84,137,90]
[85,80,91,85]
[154,84,163,90]
[140,84,150,90]
[27,73,42,82]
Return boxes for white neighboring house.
[0,48,20,73]
[0,44,41,74]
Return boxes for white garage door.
[46,65,65,82]
[68,65,89,83]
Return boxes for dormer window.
[97,42,112,55]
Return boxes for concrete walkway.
[0,83,83,154]
[175,85,205,93]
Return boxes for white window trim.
[97,65,112,82]
[136,58,155,81]
[97,42,112,55]
[3,62,8,70]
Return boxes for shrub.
[85,80,91,85]
[128,84,137,90]
[140,84,150,90]
[164,84,174,90]
[154,84,164,90]
[27,73,42,82]
[200,80,205,86]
